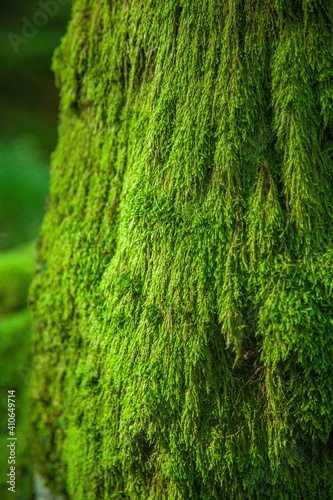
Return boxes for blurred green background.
[0,1,70,498]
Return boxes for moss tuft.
[30,1,333,499]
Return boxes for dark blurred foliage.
[0,0,71,155]
[0,0,71,251]
[0,2,70,498]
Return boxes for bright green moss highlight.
[30,1,333,498]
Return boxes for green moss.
[30,1,333,499]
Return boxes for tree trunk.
[29,1,333,498]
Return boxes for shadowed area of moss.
[0,243,35,499]
[30,1,333,499]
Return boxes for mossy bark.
[29,1,333,499]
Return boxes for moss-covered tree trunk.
[29,1,333,498]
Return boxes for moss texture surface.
[30,1,333,498]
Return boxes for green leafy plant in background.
[0,0,71,155]
[29,1,333,499]
[0,2,69,498]
[0,242,35,500]
[0,136,49,251]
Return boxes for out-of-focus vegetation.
[0,1,71,155]
[0,136,49,251]
[0,1,70,498]
[0,242,35,499]
[0,0,70,251]
[0,241,36,315]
